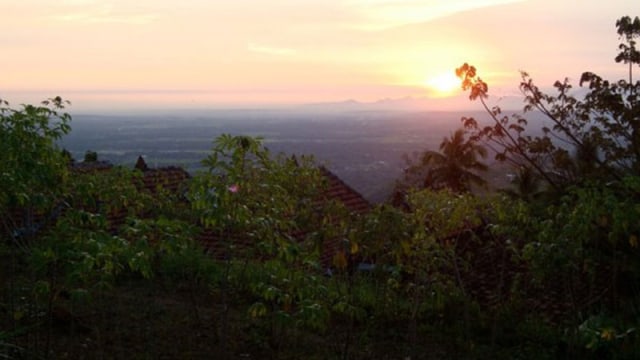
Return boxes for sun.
[425,72,460,97]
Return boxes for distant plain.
[60,108,510,202]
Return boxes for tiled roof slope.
[319,166,370,214]
[134,156,190,194]
[317,166,371,269]
[442,227,613,323]
[134,155,149,171]
[139,167,191,193]
[3,206,64,241]
[197,166,371,268]
[71,160,114,173]
[67,156,190,231]
[3,161,114,240]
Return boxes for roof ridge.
[319,165,370,213]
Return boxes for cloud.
[345,0,527,30]
[61,0,100,5]
[247,43,297,56]
[52,3,159,25]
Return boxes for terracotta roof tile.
[71,160,113,173]
[193,167,369,268]
[14,157,367,273]
[138,167,191,193]
[134,155,149,171]
[319,166,370,214]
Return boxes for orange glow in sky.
[425,72,461,97]
[0,0,636,111]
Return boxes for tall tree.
[502,165,542,202]
[0,97,71,250]
[456,16,640,189]
[401,128,488,194]
[615,16,640,87]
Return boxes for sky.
[0,0,637,111]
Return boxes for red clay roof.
[20,156,367,271]
[197,166,370,268]
[134,155,149,171]
[133,156,190,193]
[71,160,114,173]
[317,166,371,268]
[138,167,191,193]
[319,166,370,214]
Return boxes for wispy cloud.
[247,43,297,56]
[52,3,159,25]
[61,0,100,5]
[346,0,527,30]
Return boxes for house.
[316,166,370,268]
[4,153,370,272]
[1,159,115,243]
[133,156,191,194]
[318,166,370,214]
[63,157,191,230]
[71,160,114,173]
[196,165,371,269]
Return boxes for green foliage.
[67,166,148,218]
[247,260,329,329]
[0,97,72,248]
[365,190,485,354]
[31,209,154,289]
[501,165,544,203]
[143,217,216,283]
[0,97,71,206]
[5,16,640,357]
[83,150,98,163]
[32,165,204,292]
[450,17,640,358]
[522,177,640,303]
[190,134,339,356]
[457,16,640,191]
[575,313,639,358]
[388,189,488,286]
[192,134,323,244]
[0,97,76,357]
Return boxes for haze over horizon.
[1,0,636,112]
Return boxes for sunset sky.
[1,0,636,111]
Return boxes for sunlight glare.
[425,72,460,97]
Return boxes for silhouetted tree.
[615,16,640,87]
[457,16,640,189]
[61,148,75,165]
[399,128,488,194]
[83,150,98,163]
[501,165,542,202]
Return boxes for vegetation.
[2,15,640,359]
[397,128,488,194]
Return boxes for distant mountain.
[303,92,531,113]
[303,95,492,112]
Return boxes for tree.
[456,16,640,190]
[191,134,335,357]
[83,150,98,163]
[0,97,71,250]
[400,128,488,194]
[502,165,543,202]
[454,17,640,356]
[615,16,640,87]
